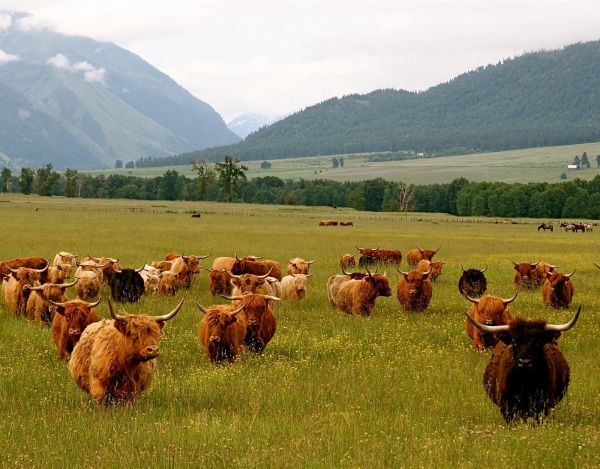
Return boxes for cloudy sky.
[2,0,600,121]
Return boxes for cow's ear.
[227,315,238,325]
[496,332,511,345]
[113,318,128,335]
[54,306,66,316]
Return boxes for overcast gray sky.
[3,0,600,121]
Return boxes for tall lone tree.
[64,168,78,197]
[19,167,35,195]
[581,152,590,169]
[35,163,60,196]
[192,159,216,200]
[215,155,248,202]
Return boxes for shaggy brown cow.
[280,274,311,299]
[68,299,183,404]
[0,257,49,283]
[266,277,282,298]
[52,251,77,278]
[50,298,101,360]
[406,247,440,267]
[333,268,391,316]
[165,252,211,288]
[231,256,282,281]
[417,260,444,281]
[25,280,77,324]
[466,306,580,423]
[75,260,104,284]
[458,265,488,298]
[139,265,161,294]
[204,267,232,296]
[396,268,433,312]
[158,270,180,296]
[152,260,173,271]
[542,269,575,308]
[75,270,101,300]
[326,270,368,307]
[463,292,516,351]
[287,258,316,275]
[47,264,71,284]
[339,254,356,269]
[373,249,403,265]
[197,303,246,363]
[512,259,541,289]
[4,266,47,316]
[535,262,558,287]
[223,294,279,353]
[227,269,273,296]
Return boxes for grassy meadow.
[1,193,600,467]
[87,140,600,185]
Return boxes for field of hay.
[1,193,600,467]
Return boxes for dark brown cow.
[231,256,282,281]
[227,269,274,296]
[339,220,354,226]
[512,259,541,289]
[205,268,232,296]
[197,303,246,363]
[50,298,101,360]
[25,280,78,324]
[466,306,580,423]
[0,257,48,282]
[68,299,183,404]
[372,249,403,265]
[458,265,488,298]
[396,268,432,312]
[417,259,443,281]
[333,268,391,316]
[463,292,516,351]
[406,247,440,267]
[223,294,279,353]
[542,269,575,308]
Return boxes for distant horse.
[560,222,586,232]
[537,223,553,232]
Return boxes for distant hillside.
[0,11,239,169]
[181,40,600,163]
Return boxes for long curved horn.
[394,264,409,275]
[257,267,273,279]
[465,312,510,333]
[221,294,245,301]
[307,259,317,264]
[235,254,241,261]
[24,284,44,291]
[502,290,519,305]
[154,298,185,322]
[422,268,432,278]
[510,259,518,267]
[87,298,101,308]
[33,262,49,273]
[135,267,145,273]
[8,267,19,273]
[108,299,126,321]
[59,279,78,289]
[565,269,576,278]
[49,299,67,308]
[196,303,210,315]
[198,252,212,259]
[355,245,363,251]
[480,265,487,273]
[545,305,582,332]
[230,304,245,315]
[434,247,441,252]
[225,269,242,279]
[113,267,122,274]
[594,262,600,270]
[463,293,480,304]
[532,259,542,266]
[341,266,350,275]
[258,294,281,302]
[461,263,466,273]
[288,259,294,265]
[365,266,374,278]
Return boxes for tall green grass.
[1,194,600,467]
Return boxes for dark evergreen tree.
[64,168,78,197]
[35,163,60,196]
[114,160,123,169]
[581,152,590,169]
[1,167,11,192]
[19,167,35,195]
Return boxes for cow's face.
[369,274,392,296]
[419,249,437,261]
[15,268,40,287]
[55,301,98,338]
[401,272,429,295]
[231,274,267,294]
[513,262,536,283]
[210,271,229,295]
[114,316,164,362]
[240,295,269,329]
[204,311,240,360]
[159,274,178,296]
[501,319,560,369]
[545,271,574,301]
[460,270,487,296]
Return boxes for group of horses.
[537,222,592,232]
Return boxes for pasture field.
[87,140,600,184]
[1,193,600,468]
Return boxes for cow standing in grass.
[287,258,316,275]
[68,299,183,404]
[417,259,444,281]
[512,260,541,289]
[406,247,440,267]
[542,270,575,308]
[50,298,101,360]
[333,268,391,316]
[25,280,78,324]
[466,306,580,423]
[396,268,432,312]
[281,274,311,299]
[197,303,246,363]
[463,292,516,351]
[223,294,279,353]
[3,266,47,316]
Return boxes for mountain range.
[0,11,239,170]
[227,113,280,139]
[193,40,600,163]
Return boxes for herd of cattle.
[0,246,587,424]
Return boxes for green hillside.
[182,40,600,163]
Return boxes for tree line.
[2,160,600,219]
